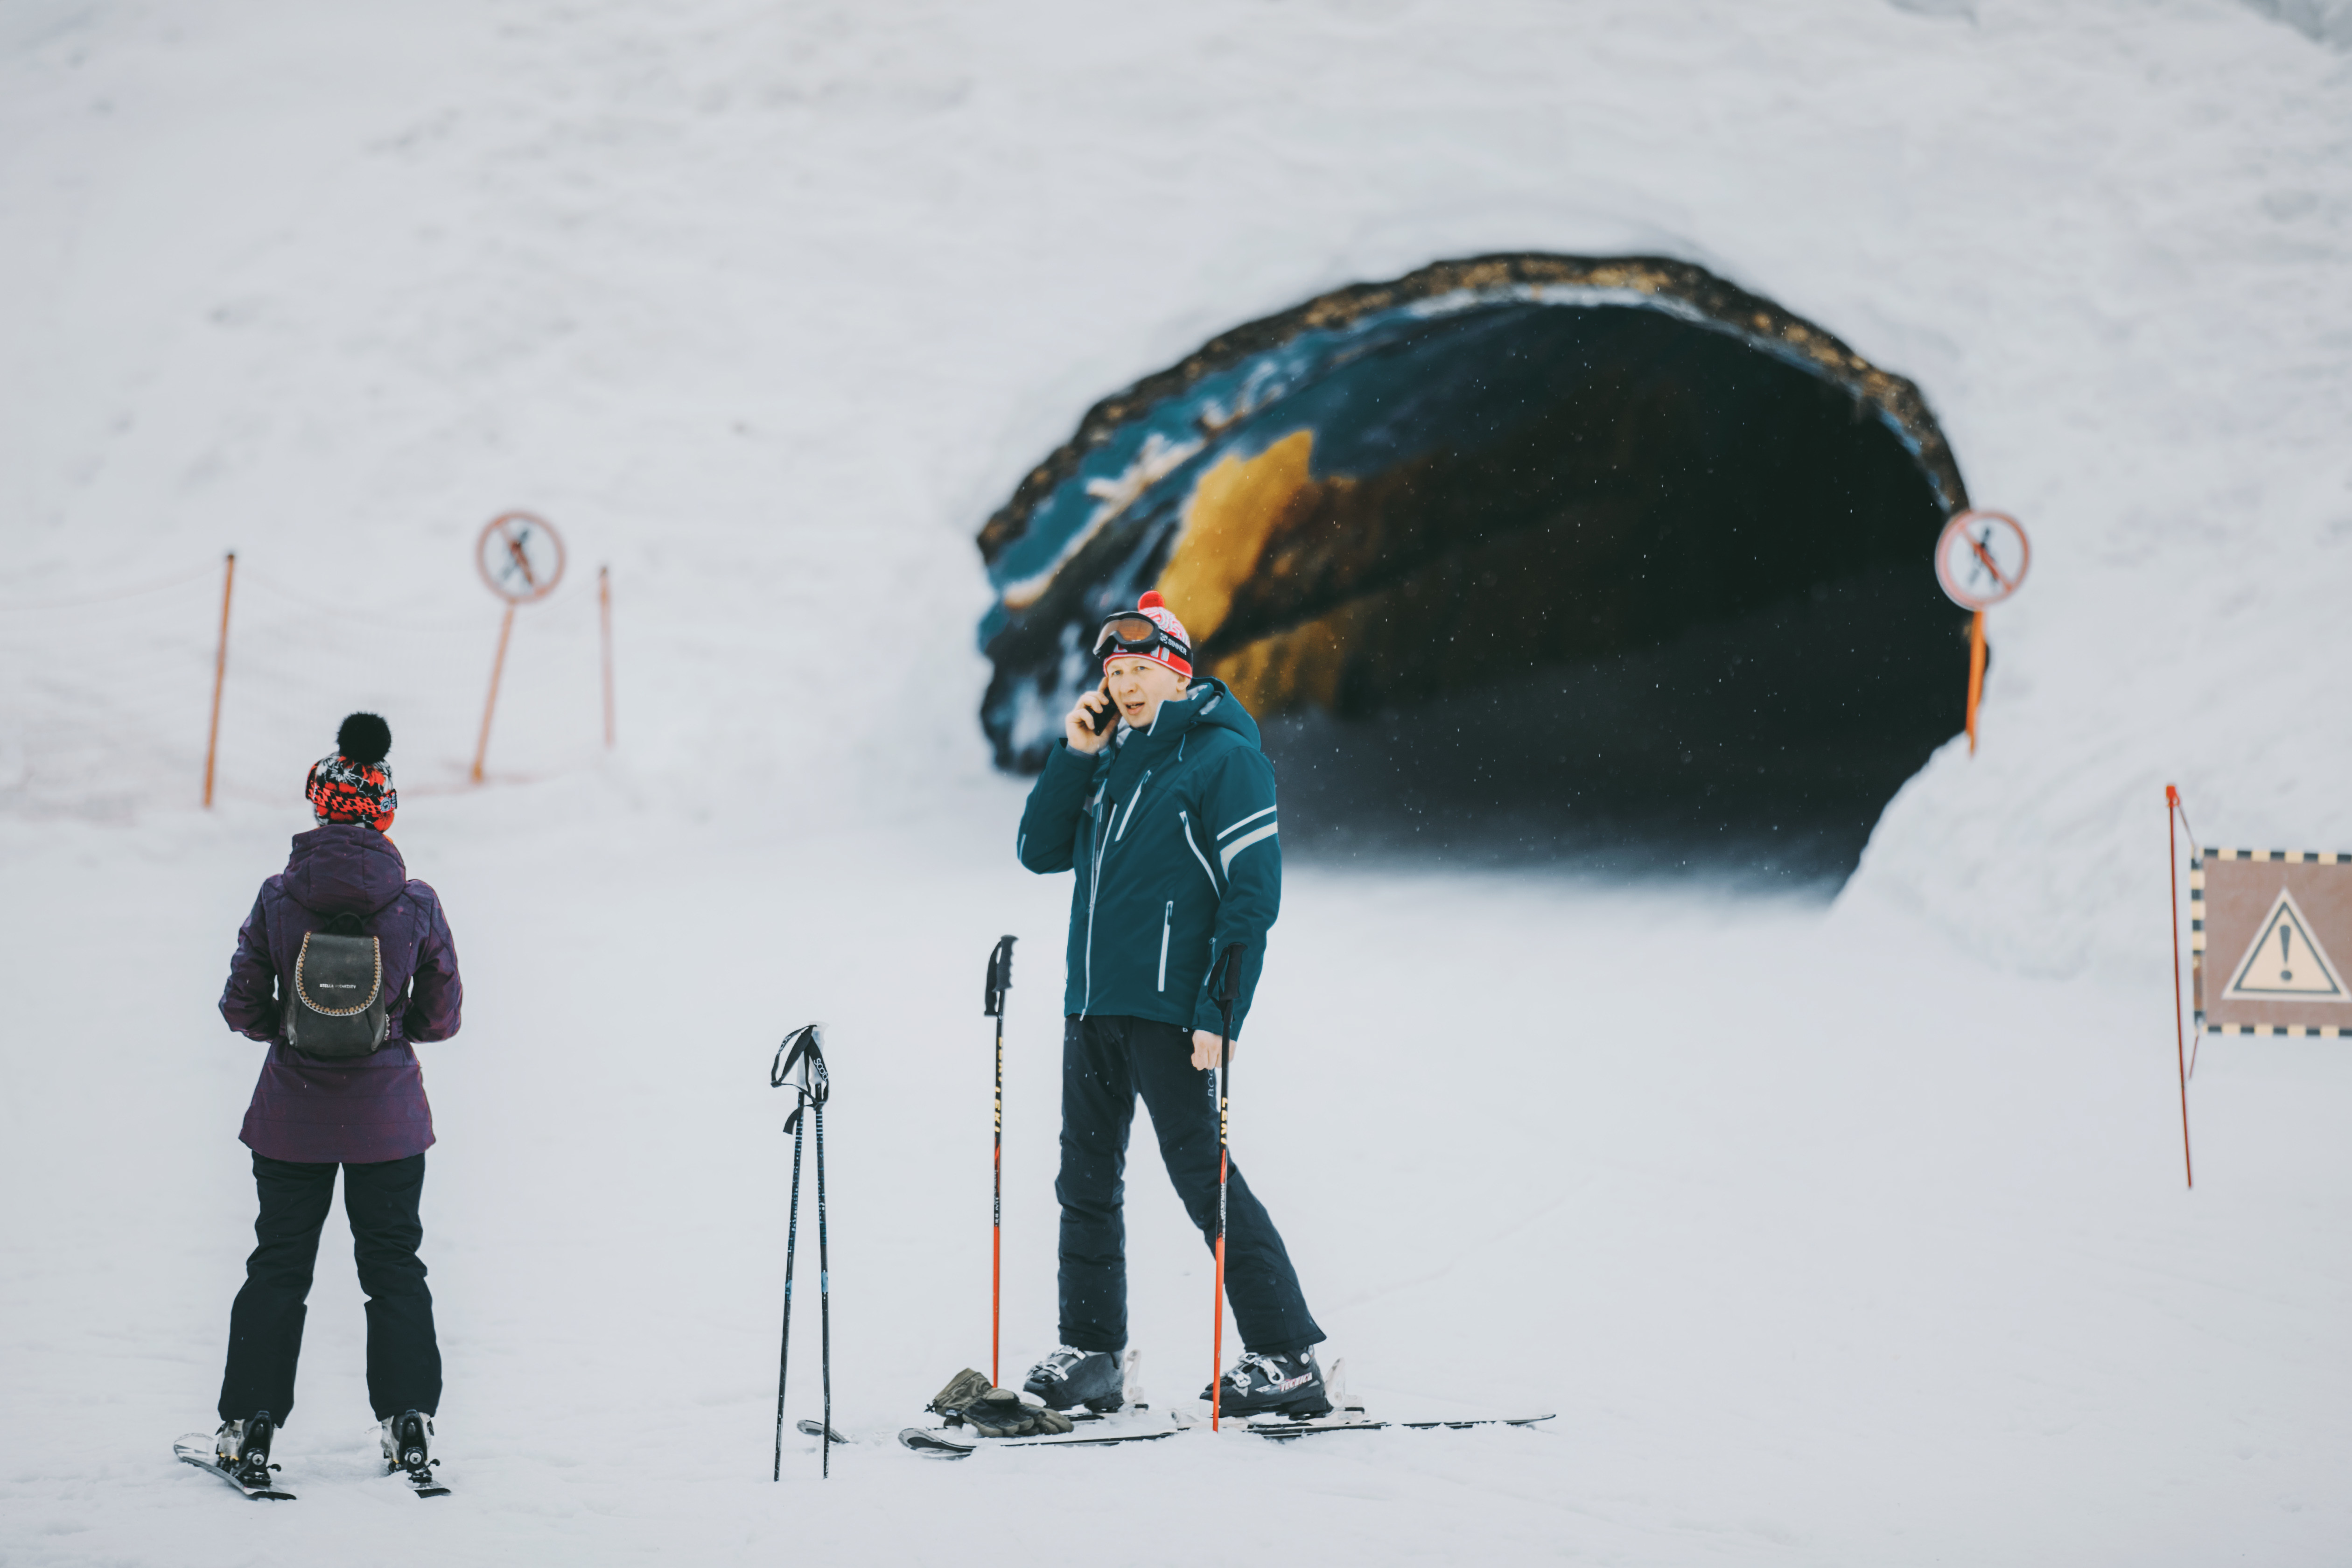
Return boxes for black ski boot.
[1021,1346,1124,1413]
[382,1409,438,1481]
[215,1411,277,1487]
[1200,1350,1331,1418]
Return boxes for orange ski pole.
[984,937,1016,1387]
[1208,943,1244,1431]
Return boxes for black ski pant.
[1057,1014,1323,1359]
[218,1151,441,1425]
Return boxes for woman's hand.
[1065,688,1113,753]
[1191,1029,1234,1071]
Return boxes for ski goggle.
[1092,612,1190,664]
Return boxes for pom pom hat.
[1096,590,1193,680]
[305,711,398,830]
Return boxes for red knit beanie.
[1101,591,1194,680]
[305,713,398,830]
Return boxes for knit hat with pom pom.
[304,712,398,830]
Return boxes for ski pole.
[813,1065,833,1478]
[983,936,1016,1387]
[1207,943,1244,1432]
[770,1024,830,1479]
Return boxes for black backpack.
[285,911,391,1060]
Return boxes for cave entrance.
[977,254,1970,884]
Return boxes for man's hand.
[1064,689,1113,754]
[1191,1028,1234,1071]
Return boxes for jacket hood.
[1140,677,1262,751]
[282,824,409,916]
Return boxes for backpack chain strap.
[294,929,384,1016]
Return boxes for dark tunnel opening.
[976,255,1972,885]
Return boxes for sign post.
[470,511,566,784]
[1933,510,2030,755]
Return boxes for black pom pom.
[336,712,392,765]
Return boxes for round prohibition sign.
[476,511,567,604]
[1934,510,2030,610]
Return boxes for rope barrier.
[0,563,217,613]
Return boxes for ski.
[897,1421,1183,1458]
[796,1418,849,1444]
[174,1435,295,1500]
[1248,1412,1556,1440]
[895,1411,1550,1457]
[398,1463,452,1498]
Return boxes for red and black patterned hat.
[305,713,397,829]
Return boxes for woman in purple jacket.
[209,713,463,1489]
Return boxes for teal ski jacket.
[1016,679,1280,1038]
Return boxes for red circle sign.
[476,512,566,604]
[1934,510,2030,611]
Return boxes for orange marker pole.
[472,603,516,784]
[203,552,236,808]
[598,565,616,749]
[1964,609,1987,755]
[2167,786,2193,1190]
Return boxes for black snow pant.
[218,1151,441,1425]
[1057,1014,1323,1358]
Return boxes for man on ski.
[207,713,462,1491]
[1014,591,1329,1418]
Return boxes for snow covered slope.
[2,1,2348,1563]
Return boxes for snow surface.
[3,1,2350,1563]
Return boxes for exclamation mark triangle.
[2224,889,2346,1000]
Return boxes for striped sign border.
[2191,847,2352,1035]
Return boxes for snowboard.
[175,1434,295,1500]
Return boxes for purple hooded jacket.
[218,825,463,1163]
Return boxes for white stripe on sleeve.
[1218,805,1277,840]
[1220,821,1278,873]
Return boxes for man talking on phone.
[1012,591,1329,1419]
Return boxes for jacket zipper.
[1116,770,1153,840]
[1082,782,1110,1015]
[1157,901,1173,991]
[1178,810,1219,895]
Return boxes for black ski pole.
[983,935,1016,1387]
[770,1024,830,1479]
[1206,943,1244,1432]
[813,1063,833,1478]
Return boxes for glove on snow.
[961,1388,1074,1438]
[929,1368,992,1416]
[927,1368,1073,1437]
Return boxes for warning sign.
[2195,851,2352,1036]
[2224,890,2345,1001]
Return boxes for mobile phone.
[1087,680,1118,735]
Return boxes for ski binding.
[175,1434,295,1500]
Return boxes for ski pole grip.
[1209,942,1246,1004]
[984,934,1017,1017]
[772,1023,829,1132]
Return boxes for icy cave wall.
[977,254,1973,879]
